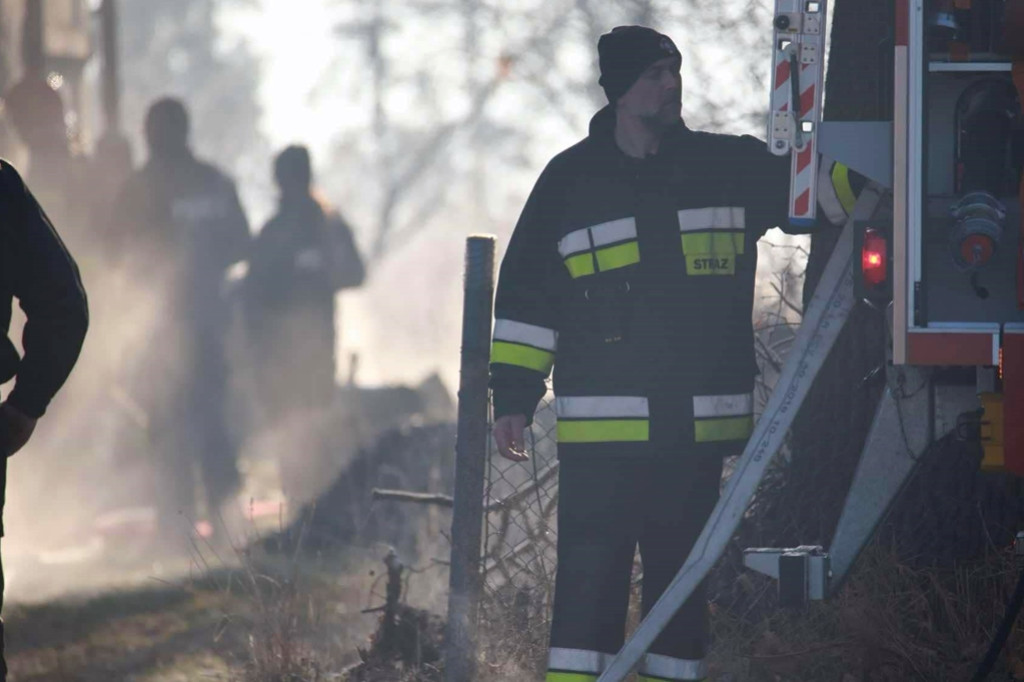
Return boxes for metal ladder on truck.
[596,1,932,678]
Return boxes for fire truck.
[595,1,1024,679]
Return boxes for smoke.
[0,0,813,608]
[0,222,459,605]
[1,252,200,601]
[338,228,466,389]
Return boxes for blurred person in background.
[110,97,250,544]
[245,144,364,420]
[0,160,89,679]
[244,145,364,498]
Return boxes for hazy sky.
[220,0,581,389]
[224,1,341,151]
[220,0,809,390]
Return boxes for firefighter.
[490,27,839,681]
[246,144,365,420]
[0,161,89,679]
[110,97,250,542]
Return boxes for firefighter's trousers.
[547,448,724,682]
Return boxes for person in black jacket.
[246,145,365,420]
[490,27,839,681]
[244,145,364,500]
[0,160,88,680]
[110,98,250,542]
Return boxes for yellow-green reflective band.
[558,419,650,443]
[546,673,598,682]
[695,415,754,442]
[595,241,640,272]
[832,162,857,215]
[680,231,744,256]
[565,243,640,278]
[491,341,554,373]
[685,254,736,276]
[565,252,596,279]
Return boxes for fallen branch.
[372,461,559,513]
[372,489,454,507]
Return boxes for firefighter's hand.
[0,402,36,457]
[493,414,529,462]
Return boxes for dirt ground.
[7,575,248,682]
[1,545,430,682]
[0,391,457,682]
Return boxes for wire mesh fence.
[475,390,560,672]
[479,391,560,604]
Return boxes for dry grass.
[231,538,448,682]
[4,574,243,681]
[708,544,1024,681]
[240,568,331,682]
[438,544,1024,682]
[227,521,380,682]
[17,508,1022,681]
[476,590,551,681]
[342,601,445,682]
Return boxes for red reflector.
[862,228,888,287]
[960,234,995,267]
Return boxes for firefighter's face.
[618,56,682,125]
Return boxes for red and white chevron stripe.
[772,52,792,116]
[790,64,820,220]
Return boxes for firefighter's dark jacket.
[0,160,88,418]
[490,107,797,454]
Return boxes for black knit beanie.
[598,26,680,103]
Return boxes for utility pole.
[93,0,133,231]
[22,0,45,79]
[100,0,123,136]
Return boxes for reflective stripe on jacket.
[545,647,708,681]
[490,106,812,451]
